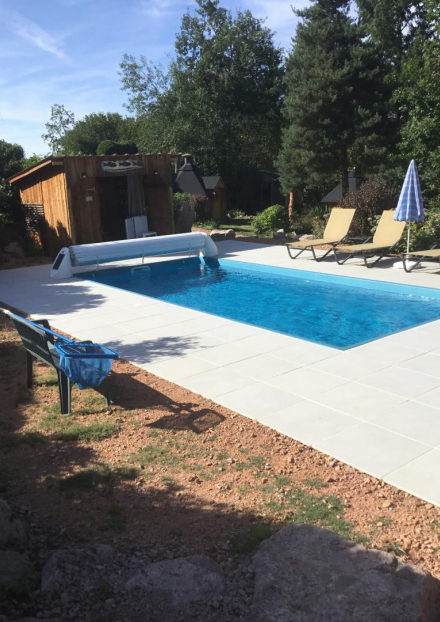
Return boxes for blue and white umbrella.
[394,160,425,254]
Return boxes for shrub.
[340,177,399,236]
[253,204,291,236]
[190,194,209,222]
[96,140,138,155]
[402,209,440,253]
[228,209,246,219]
[173,192,191,213]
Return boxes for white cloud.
[250,0,308,31]
[0,6,66,59]
[138,0,195,19]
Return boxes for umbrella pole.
[407,221,411,254]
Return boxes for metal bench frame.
[1,308,109,416]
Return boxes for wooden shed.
[203,176,227,223]
[173,155,227,223]
[8,154,179,255]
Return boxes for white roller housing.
[50,232,218,279]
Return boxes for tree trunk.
[341,149,349,197]
[288,191,294,222]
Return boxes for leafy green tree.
[22,153,48,168]
[398,0,440,208]
[277,0,396,199]
[63,112,138,155]
[96,140,138,155]
[0,139,25,220]
[120,0,284,209]
[42,104,75,154]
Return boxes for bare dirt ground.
[0,254,52,270]
[1,313,440,586]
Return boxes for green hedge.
[253,204,291,236]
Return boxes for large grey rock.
[223,228,236,240]
[0,499,26,549]
[41,544,114,593]
[247,525,440,622]
[210,230,226,241]
[299,233,315,241]
[0,551,30,589]
[175,200,195,234]
[273,229,286,239]
[4,242,25,258]
[126,555,225,606]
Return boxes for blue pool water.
[82,258,440,349]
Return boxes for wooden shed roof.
[8,153,182,185]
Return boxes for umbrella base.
[393,259,419,271]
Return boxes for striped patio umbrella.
[394,160,425,254]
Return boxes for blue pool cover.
[81,257,440,349]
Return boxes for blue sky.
[0,0,308,156]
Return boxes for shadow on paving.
[106,334,203,366]
[104,362,225,435]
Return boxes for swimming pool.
[81,257,440,349]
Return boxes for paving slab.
[1,240,440,505]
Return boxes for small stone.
[273,229,286,240]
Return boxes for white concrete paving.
[1,240,440,505]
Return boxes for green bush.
[96,140,138,155]
[253,204,291,236]
[340,177,399,236]
[190,194,209,222]
[401,209,440,252]
[173,192,191,213]
[228,208,246,219]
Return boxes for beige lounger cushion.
[286,238,338,249]
[337,210,406,254]
[407,249,440,258]
[337,242,392,253]
[287,208,355,249]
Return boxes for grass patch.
[20,431,47,445]
[239,484,252,496]
[130,444,181,469]
[387,542,406,557]
[303,477,326,490]
[38,412,118,442]
[103,503,125,533]
[37,372,58,387]
[274,476,291,487]
[265,486,369,544]
[161,476,176,486]
[231,523,274,554]
[59,464,138,496]
[235,455,266,472]
[41,391,108,418]
[52,422,118,442]
[220,217,255,237]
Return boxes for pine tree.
[277,0,396,198]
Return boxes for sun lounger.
[286,208,355,262]
[401,246,440,273]
[333,210,406,268]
